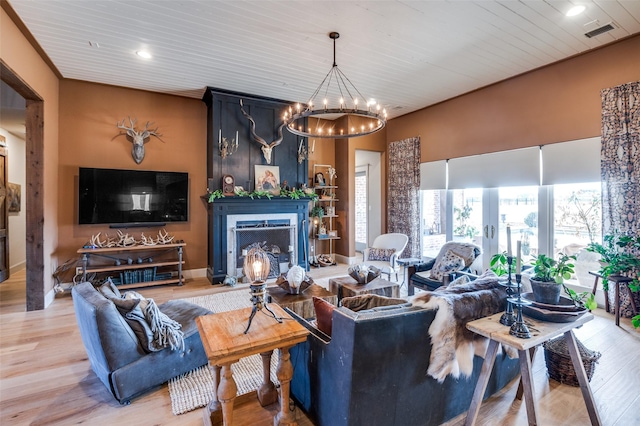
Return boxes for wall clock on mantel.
[222,174,235,196]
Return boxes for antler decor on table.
[88,230,176,248]
[239,99,286,164]
[116,117,162,164]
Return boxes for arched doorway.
[1,60,45,311]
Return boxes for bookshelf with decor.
[311,164,339,266]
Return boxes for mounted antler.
[239,99,286,164]
[116,117,162,164]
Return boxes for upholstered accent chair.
[408,241,482,295]
[362,233,409,280]
[72,282,211,404]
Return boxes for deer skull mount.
[239,99,286,164]
[116,117,162,164]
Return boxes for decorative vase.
[530,278,562,305]
[348,264,380,285]
[274,266,313,294]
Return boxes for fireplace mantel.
[207,197,311,283]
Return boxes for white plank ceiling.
[5,0,640,119]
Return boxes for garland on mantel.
[208,187,318,202]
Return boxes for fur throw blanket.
[411,270,507,382]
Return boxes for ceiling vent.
[584,23,615,38]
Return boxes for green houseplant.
[529,253,576,305]
[586,233,640,292]
[587,233,640,327]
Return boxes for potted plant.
[529,253,576,304]
[587,233,640,326]
[586,233,640,292]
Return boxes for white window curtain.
[448,147,539,189]
[420,160,447,190]
[541,137,601,185]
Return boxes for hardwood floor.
[1,266,638,425]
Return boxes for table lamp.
[243,247,282,333]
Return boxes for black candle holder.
[499,256,517,326]
[509,273,532,339]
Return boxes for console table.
[77,242,185,289]
[196,304,309,426]
[465,313,601,426]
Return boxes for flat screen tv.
[79,167,188,226]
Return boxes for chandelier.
[284,32,387,139]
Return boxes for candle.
[298,139,303,153]
[516,240,522,274]
[235,130,238,147]
[218,128,222,145]
[506,226,512,256]
[288,245,294,253]
[311,139,315,153]
[242,249,247,257]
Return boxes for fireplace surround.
[208,197,310,284]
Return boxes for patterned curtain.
[388,136,421,258]
[601,81,640,234]
[601,81,640,316]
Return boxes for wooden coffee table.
[267,283,337,319]
[196,304,309,426]
[329,276,400,302]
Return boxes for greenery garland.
[208,188,317,203]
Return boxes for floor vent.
[584,23,615,38]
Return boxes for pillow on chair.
[367,248,396,261]
[313,297,335,337]
[430,249,465,281]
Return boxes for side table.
[267,283,337,319]
[465,313,601,426]
[196,304,310,426]
[329,276,400,302]
[397,257,422,287]
[589,271,636,326]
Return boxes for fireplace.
[208,197,310,284]
[228,215,297,279]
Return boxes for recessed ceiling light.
[136,50,152,59]
[566,5,586,17]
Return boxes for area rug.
[168,289,278,415]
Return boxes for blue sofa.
[72,282,211,404]
[289,302,520,426]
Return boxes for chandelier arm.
[321,67,339,106]
[334,67,356,106]
[308,67,335,107]
[335,67,369,107]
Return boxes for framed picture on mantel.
[255,165,280,191]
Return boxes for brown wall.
[1,6,60,304]
[388,35,640,162]
[58,80,208,270]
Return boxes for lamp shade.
[243,247,271,283]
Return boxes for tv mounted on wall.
[78,167,189,226]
